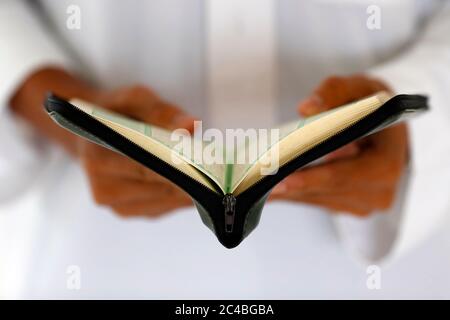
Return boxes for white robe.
[1,0,450,298]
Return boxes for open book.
[45,93,428,248]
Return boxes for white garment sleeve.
[0,1,72,202]
[334,2,450,264]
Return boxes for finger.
[273,184,396,216]
[271,165,338,197]
[298,75,391,117]
[370,124,408,155]
[306,186,396,211]
[111,196,192,218]
[104,86,196,132]
[271,151,400,198]
[145,100,197,133]
[357,125,408,184]
[325,143,360,161]
[88,176,177,206]
[298,95,325,117]
[271,164,397,212]
[315,75,390,109]
[102,85,158,118]
[111,181,191,206]
[81,143,169,183]
[293,193,372,217]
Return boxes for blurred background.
[1,0,450,299]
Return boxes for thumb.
[140,100,197,133]
[170,112,197,134]
[298,95,326,117]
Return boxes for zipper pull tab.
[223,194,237,233]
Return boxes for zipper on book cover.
[223,193,237,233]
[56,97,222,196]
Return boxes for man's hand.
[11,68,195,218]
[78,86,196,218]
[79,86,195,218]
[271,75,409,217]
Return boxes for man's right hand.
[11,68,196,218]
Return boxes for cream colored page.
[70,99,224,193]
[228,112,340,190]
[232,92,391,195]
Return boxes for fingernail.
[173,114,197,132]
[299,95,323,116]
[311,95,323,106]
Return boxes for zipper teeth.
[68,103,221,197]
[243,108,379,195]
[65,98,381,200]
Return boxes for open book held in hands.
[45,92,428,248]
